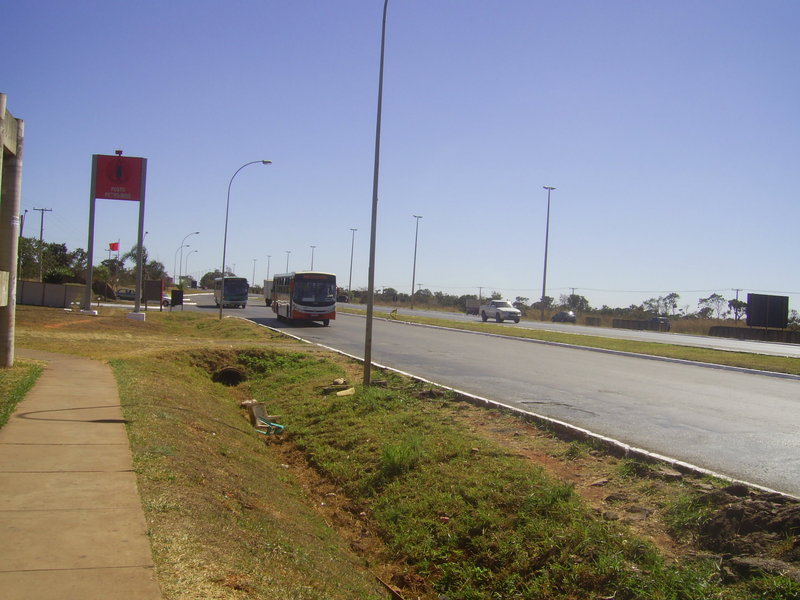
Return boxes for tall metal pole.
[33,207,52,282]
[410,214,422,309]
[219,160,271,320]
[265,255,271,282]
[178,231,199,288]
[183,249,197,283]
[285,250,290,272]
[310,245,316,270]
[251,258,257,286]
[348,228,357,294]
[174,244,188,287]
[540,186,556,321]
[364,0,389,386]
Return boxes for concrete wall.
[708,325,800,344]
[17,281,83,308]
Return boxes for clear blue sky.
[4,1,799,313]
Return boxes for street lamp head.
[543,186,556,191]
[261,160,272,165]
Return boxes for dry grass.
[13,305,294,360]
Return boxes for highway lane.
[338,303,800,359]
[190,297,800,496]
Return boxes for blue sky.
[4,1,799,312]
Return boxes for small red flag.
[109,242,119,251]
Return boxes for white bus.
[271,271,336,326]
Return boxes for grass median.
[11,306,800,599]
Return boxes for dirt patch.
[698,485,800,581]
[267,440,427,598]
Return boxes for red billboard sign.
[93,154,145,201]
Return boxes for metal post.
[364,0,389,386]
[348,228,357,294]
[410,214,421,309]
[540,186,556,321]
[33,207,52,282]
[310,245,316,270]
[178,231,199,288]
[219,160,271,320]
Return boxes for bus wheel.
[323,319,330,327]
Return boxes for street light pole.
[364,0,389,386]
[540,186,556,321]
[285,250,290,272]
[174,244,189,286]
[178,231,199,288]
[252,258,257,286]
[310,245,316,270]
[265,255,271,283]
[348,228,357,294]
[183,249,198,283]
[220,160,272,320]
[410,215,422,309]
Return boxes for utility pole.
[17,209,27,279]
[732,288,742,322]
[348,228,357,294]
[33,207,52,282]
[410,215,422,309]
[540,186,556,321]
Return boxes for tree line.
[17,237,168,292]
[16,236,794,325]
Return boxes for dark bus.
[213,277,249,308]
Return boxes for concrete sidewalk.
[0,349,162,600]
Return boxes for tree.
[513,296,530,310]
[120,244,149,267]
[698,293,726,319]
[200,270,224,289]
[532,296,554,311]
[728,299,747,322]
[144,260,168,281]
[643,293,680,316]
[17,236,38,279]
[561,294,591,313]
[728,299,747,321]
[663,293,680,316]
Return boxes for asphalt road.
[338,303,800,359]
[186,294,800,497]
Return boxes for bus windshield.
[224,278,249,294]
[293,278,336,306]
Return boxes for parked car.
[115,288,136,301]
[162,293,171,307]
[552,310,577,323]
[649,316,671,331]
